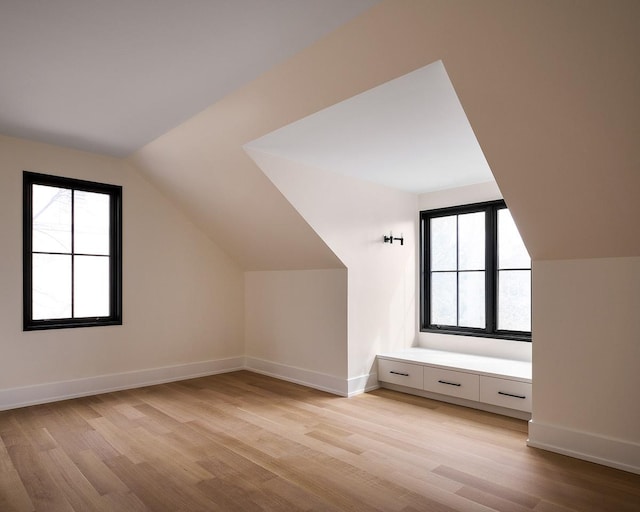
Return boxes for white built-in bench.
[376,348,532,419]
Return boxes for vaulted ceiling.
[0,0,378,156]
[2,1,639,270]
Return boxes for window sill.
[421,327,531,343]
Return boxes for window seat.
[376,348,532,419]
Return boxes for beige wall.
[246,150,417,384]
[532,258,640,448]
[245,269,348,391]
[0,135,244,396]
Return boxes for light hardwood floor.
[1,371,638,512]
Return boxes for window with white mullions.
[23,172,122,330]
[421,200,531,341]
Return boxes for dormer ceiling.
[245,60,494,194]
[131,1,640,267]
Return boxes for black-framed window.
[23,171,122,330]
[420,200,531,341]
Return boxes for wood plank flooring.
[1,371,639,511]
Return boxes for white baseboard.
[0,356,376,411]
[527,420,640,475]
[244,356,350,396]
[347,372,379,397]
[0,357,244,411]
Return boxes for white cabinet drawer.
[378,359,423,389]
[480,376,532,412]
[423,367,479,401]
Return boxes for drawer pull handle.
[437,380,461,387]
[390,371,409,377]
[498,391,526,399]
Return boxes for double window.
[420,200,531,341]
[23,172,122,330]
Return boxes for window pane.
[459,271,485,328]
[32,254,71,319]
[498,270,531,331]
[498,209,530,269]
[74,256,110,317]
[458,212,485,271]
[75,191,110,255]
[430,216,456,271]
[32,185,71,253]
[431,272,457,325]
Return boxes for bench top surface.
[377,348,532,382]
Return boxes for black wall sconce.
[383,232,404,246]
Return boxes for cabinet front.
[423,367,479,401]
[480,376,532,412]
[377,359,423,390]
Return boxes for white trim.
[244,357,349,396]
[0,356,373,410]
[0,357,244,411]
[347,372,379,397]
[527,420,640,475]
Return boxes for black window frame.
[23,171,122,331]
[420,200,531,342]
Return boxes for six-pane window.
[421,200,531,341]
[23,172,122,330]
